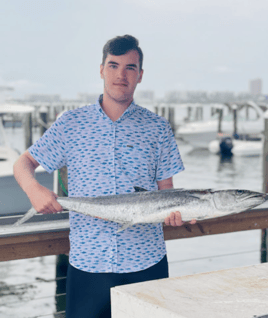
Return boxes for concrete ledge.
[111,285,185,318]
[111,263,268,318]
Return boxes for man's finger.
[164,216,170,226]
[174,211,183,226]
[170,212,176,226]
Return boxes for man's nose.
[117,67,127,79]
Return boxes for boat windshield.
[211,110,260,122]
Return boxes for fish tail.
[13,207,37,226]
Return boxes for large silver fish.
[14,187,267,230]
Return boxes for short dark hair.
[102,35,143,71]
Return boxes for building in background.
[25,94,61,103]
[163,89,266,103]
[134,90,155,104]
[77,93,100,104]
[249,79,262,95]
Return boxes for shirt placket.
[110,122,118,271]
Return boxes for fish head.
[213,189,268,214]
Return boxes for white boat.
[208,138,263,157]
[232,140,263,156]
[176,101,265,149]
[0,104,53,215]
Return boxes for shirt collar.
[94,94,137,122]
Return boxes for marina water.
[0,125,263,318]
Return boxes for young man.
[14,35,195,318]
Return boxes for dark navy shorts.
[66,255,169,318]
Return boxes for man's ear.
[100,64,104,79]
[138,69,144,83]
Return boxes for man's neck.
[101,94,133,122]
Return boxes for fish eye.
[235,190,244,196]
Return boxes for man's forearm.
[13,152,40,196]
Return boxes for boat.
[176,101,265,149]
[0,104,53,215]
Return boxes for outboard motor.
[219,137,233,156]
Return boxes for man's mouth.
[114,83,128,87]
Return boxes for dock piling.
[39,105,49,136]
[24,113,33,149]
[168,107,175,133]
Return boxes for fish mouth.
[243,193,268,201]
[235,190,267,202]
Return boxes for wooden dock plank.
[0,231,69,261]
[164,208,268,240]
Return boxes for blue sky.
[1,0,267,99]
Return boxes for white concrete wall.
[111,263,268,318]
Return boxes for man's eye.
[127,67,135,70]
[110,65,117,69]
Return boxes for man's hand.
[157,178,196,227]
[13,150,63,214]
[164,211,196,226]
[27,183,63,214]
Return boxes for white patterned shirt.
[29,97,184,273]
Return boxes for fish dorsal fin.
[134,186,148,192]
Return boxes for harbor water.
[0,125,263,317]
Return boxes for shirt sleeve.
[156,120,184,181]
[28,114,67,173]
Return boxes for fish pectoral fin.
[117,223,132,232]
[134,186,148,192]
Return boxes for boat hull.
[0,170,53,215]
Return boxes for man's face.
[100,50,143,105]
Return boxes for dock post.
[168,107,175,133]
[261,110,268,262]
[233,104,238,137]
[24,113,33,150]
[187,106,192,121]
[161,106,166,118]
[39,105,48,136]
[217,108,223,133]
